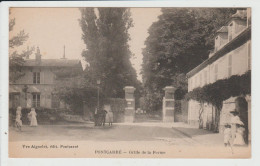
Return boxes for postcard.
[1,2,257,163]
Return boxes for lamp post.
[22,85,29,108]
[97,79,101,111]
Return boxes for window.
[215,36,219,51]
[33,94,40,107]
[33,72,40,84]
[204,71,208,84]
[229,22,233,41]
[214,64,218,81]
[228,54,232,77]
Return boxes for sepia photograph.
[7,6,251,158]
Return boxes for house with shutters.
[186,9,251,132]
[9,47,83,110]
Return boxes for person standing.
[223,124,232,147]
[94,107,98,126]
[15,106,22,131]
[230,108,246,146]
[101,109,107,126]
[230,110,239,144]
[28,108,38,127]
[107,109,114,126]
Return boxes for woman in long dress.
[28,108,38,127]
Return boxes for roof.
[186,26,251,78]
[216,26,228,33]
[9,85,21,94]
[27,86,41,93]
[24,59,81,68]
[231,10,247,20]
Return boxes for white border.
[1,1,260,166]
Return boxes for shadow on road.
[172,127,216,138]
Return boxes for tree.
[53,67,98,115]
[9,12,34,83]
[142,8,239,112]
[79,8,141,99]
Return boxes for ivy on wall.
[185,71,251,109]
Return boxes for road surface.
[9,122,223,146]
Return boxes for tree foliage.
[79,8,141,98]
[142,8,239,112]
[9,15,34,83]
[185,71,251,109]
[52,65,102,114]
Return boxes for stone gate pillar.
[124,86,136,123]
[162,86,176,122]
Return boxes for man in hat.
[101,109,107,126]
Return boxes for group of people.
[94,106,113,126]
[223,97,249,148]
[15,106,38,131]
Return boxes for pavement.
[9,122,224,146]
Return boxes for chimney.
[247,8,251,27]
[214,26,228,51]
[35,46,41,64]
[61,45,67,59]
[209,50,215,58]
[25,46,30,59]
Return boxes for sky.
[9,8,161,81]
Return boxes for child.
[230,109,246,146]
[224,124,232,147]
[15,106,22,131]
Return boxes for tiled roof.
[24,59,81,67]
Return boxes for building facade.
[9,47,83,110]
[186,9,251,132]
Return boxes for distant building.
[9,47,83,109]
[186,9,251,131]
